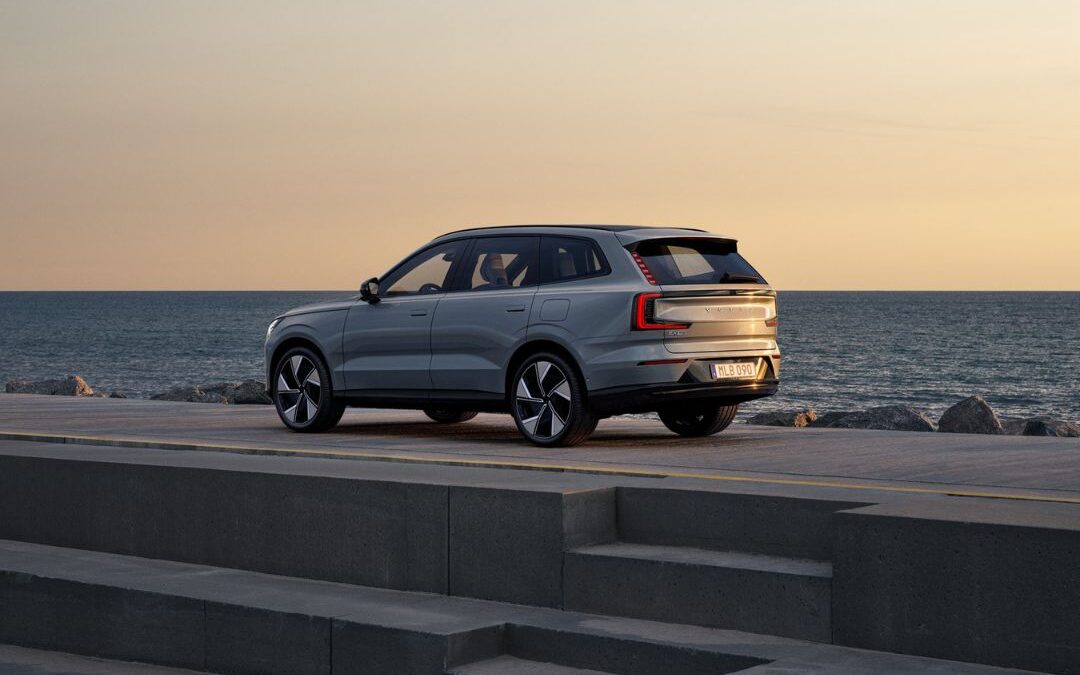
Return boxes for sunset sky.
[2,1,1078,290]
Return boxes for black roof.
[437,224,707,238]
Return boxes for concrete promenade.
[0,394,1077,674]
[1,394,1079,500]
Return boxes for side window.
[540,236,608,284]
[461,236,539,291]
[381,241,465,297]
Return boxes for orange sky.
[2,1,1078,290]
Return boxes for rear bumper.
[589,378,779,416]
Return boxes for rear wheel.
[424,409,478,424]
[272,347,345,432]
[659,402,738,437]
[511,353,597,447]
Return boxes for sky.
[2,1,1078,291]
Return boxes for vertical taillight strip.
[629,250,659,285]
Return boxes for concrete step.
[448,655,611,674]
[616,487,869,561]
[564,543,832,642]
[0,643,208,674]
[0,539,767,675]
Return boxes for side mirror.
[360,277,381,304]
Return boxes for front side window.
[633,239,765,284]
[381,241,465,297]
[461,236,539,291]
[540,236,608,284]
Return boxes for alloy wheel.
[276,355,322,425]
[515,360,572,440]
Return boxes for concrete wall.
[0,454,614,607]
[833,501,1080,674]
[0,455,449,593]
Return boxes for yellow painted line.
[2,429,1079,505]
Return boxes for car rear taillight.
[633,293,690,331]
[629,251,658,285]
[765,318,778,328]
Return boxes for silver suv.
[265,225,779,446]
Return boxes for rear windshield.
[633,239,766,285]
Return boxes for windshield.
[633,238,766,285]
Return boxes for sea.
[1,291,1077,423]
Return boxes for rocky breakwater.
[4,375,270,405]
[749,394,1079,437]
[149,380,271,404]
[4,375,125,398]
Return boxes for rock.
[228,380,271,405]
[108,391,128,399]
[1021,417,1080,438]
[825,405,937,432]
[809,411,857,428]
[937,395,1002,434]
[1000,418,1027,435]
[5,375,94,397]
[150,385,229,404]
[747,408,817,427]
[201,380,271,405]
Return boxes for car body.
[265,225,780,445]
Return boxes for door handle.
[505,305,527,313]
[410,311,428,317]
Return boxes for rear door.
[429,235,540,394]
[631,238,778,354]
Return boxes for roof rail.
[435,224,708,238]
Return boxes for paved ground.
[1,394,1077,502]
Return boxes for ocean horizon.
[2,290,1077,423]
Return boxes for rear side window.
[632,239,766,284]
[461,236,539,291]
[540,236,608,284]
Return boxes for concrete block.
[563,543,832,642]
[505,624,768,675]
[617,487,867,560]
[204,602,331,675]
[0,573,204,670]
[449,487,614,607]
[833,502,1080,674]
[332,622,503,675]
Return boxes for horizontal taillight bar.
[637,358,689,366]
[633,293,691,331]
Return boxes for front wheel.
[424,409,478,424]
[511,353,597,447]
[659,402,738,437]
[272,347,345,432]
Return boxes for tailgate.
[654,289,777,353]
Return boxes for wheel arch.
[504,339,587,403]
[269,337,332,391]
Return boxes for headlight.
[266,318,282,340]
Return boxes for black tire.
[424,409,479,424]
[272,346,345,432]
[510,352,597,447]
[659,402,738,437]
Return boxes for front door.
[342,240,467,392]
[430,235,540,394]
